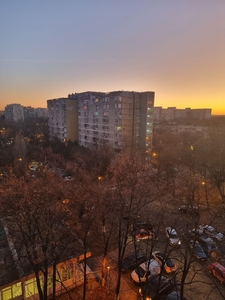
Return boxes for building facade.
[48,91,155,151]
[24,106,36,120]
[153,107,212,121]
[4,105,48,122]
[0,222,92,300]
[36,107,48,119]
[5,104,24,122]
[47,98,78,142]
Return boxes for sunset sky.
[1,1,225,114]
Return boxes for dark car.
[139,275,173,300]
[199,239,220,260]
[189,240,207,260]
[166,291,185,300]
[134,221,154,240]
[122,252,147,272]
[179,205,199,215]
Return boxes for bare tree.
[0,174,81,300]
[105,149,159,299]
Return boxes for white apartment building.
[48,91,155,151]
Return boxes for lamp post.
[107,266,110,290]
[202,181,209,209]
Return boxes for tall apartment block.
[47,91,154,151]
[47,98,78,142]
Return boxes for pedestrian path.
[86,250,138,300]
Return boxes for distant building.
[4,105,48,122]
[5,104,24,122]
[24,106,36,120]
[36,107,48,119]
[154,122,209,136]
[153,107,211,121]
[47,90,155,152]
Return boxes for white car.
[152,251,177,273]
[199,225,223,242]
[29,165,36,171]
[165,227,181,246]
[130,259,160,284]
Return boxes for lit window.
[56,269,62,285]
[2,287,12,300]
[25,278,42,298]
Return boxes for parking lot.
[87,199,225,300]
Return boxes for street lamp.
[107,266,110,283]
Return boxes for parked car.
[166,291,185,300]
[198,225,224,243]
[189,240,207,260]
[198,234,215,245]
[130,259,160,284]
[152,251,177,273]
[63,175,73,181]
[122,252,147,272]
[179,205,199,215]
[207,262,225,283]
[29,165,36,171]
[165,227,181,246]
[139,275,173,300]
[135,228,154,240]
[199,239,220,260]
[134,221,154,240]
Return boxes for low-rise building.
[153,107,211,121]
[0,222,92,300]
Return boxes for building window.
[56,269,62,285]
[103,111,109,117]
[2,286,12,299]
[25,278,42,298]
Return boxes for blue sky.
[1,0,225,114]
